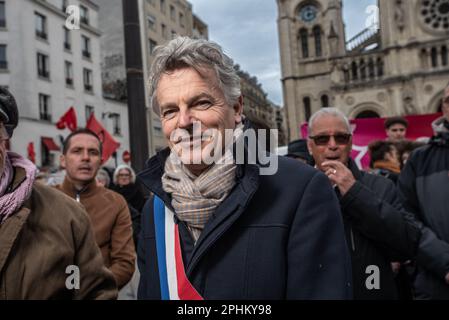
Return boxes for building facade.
[1,0,129,169]
[237,65,287,146]
[277,0,449,141]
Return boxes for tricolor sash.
[153,196,203,300]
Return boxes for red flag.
[27,142,36,163]
[56,107,77,132]
[86,114,120,163]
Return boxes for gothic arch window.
[360,59,367,80]
[377,57,384,77]
[313,26,322,57]
[442,45,448,66]
[321,94,329,108]
[420,0,449,32]
[351,61,358,80]
[431,47,438,67]
[368,58,375,79]
[299,28,309,58]
[420,48,429,68]
[355,110,380,119]
[303,97,311,121]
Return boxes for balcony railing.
[82,50,91,59]
[36,30,48,40]
[81,17,89,25]
[338,53,384,84]
[38,70,50,79]
[0,61,7,69]
[84,84,93,92]
[40,113,52,122]
[0,19,6,28]
[64,42,71,50]
[66,78,73,86]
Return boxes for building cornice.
[331,68,449,92]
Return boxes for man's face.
[60,133,101,186]
[156,67,242,174]
[443,86,449,122]
[386,123,407,142]
[307,115,352,172]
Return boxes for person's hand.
[445,272,449,285]
[322,160,356,196]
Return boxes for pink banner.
[301,113,442,169]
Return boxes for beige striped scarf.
[161,125,243,243]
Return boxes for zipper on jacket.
[350,227,356,251]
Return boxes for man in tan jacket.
[0,87,117,299]
[57,129,135,289]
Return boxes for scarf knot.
[0,152,37,224]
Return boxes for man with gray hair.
[307,107,421,299]
[137,37,352,300]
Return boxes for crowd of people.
[0,36,448,300]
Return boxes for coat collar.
[347,158,363,180]
[60,176,99,199]
[137,127,262,274]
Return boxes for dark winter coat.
[136,148,353,300]
[340,159,421,299]
[398,129,449,299]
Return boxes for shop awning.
[41,137,60,151]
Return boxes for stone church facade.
[277,0,449,140]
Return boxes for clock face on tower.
[299,4,318,23]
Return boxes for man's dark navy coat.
[137,148,352,299]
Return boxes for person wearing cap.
[0,87,117,299]
[385,116,408,142]
[286,139,314,165]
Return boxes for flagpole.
[122,0,149,172]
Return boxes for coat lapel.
[185,163,260,275]
[138,147,261,276]
[0,206,31,274]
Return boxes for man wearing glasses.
[307,108,421,300]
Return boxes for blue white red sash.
[153,196,203,300]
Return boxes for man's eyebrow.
[186,93,214,106]
[159,92,214,110]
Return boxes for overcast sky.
[189,0,378,106]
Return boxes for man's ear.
[307,139,313,156]
[60,154,66,169]
[233,95,244,124]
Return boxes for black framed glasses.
[309,133,352,146]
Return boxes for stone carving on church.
[394,0,406,32]
[402,87,417,115]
